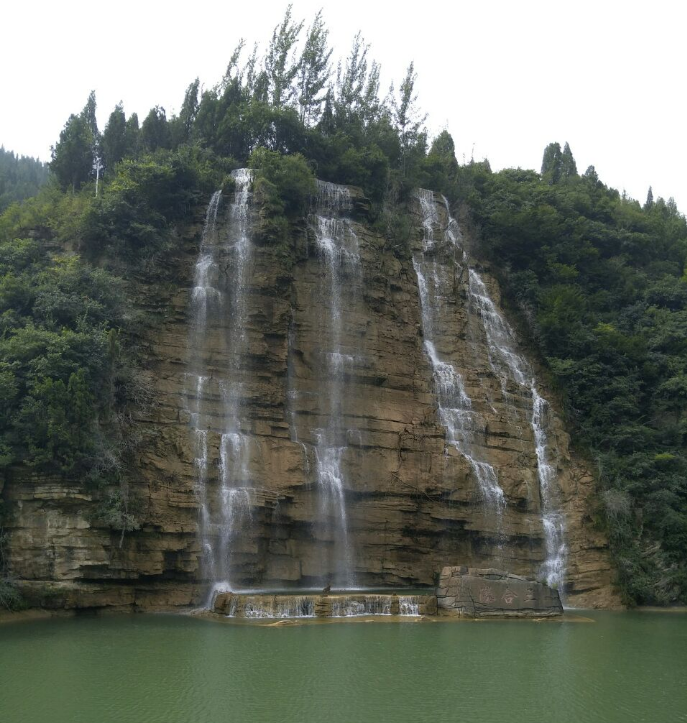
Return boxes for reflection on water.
[0,611,685,723]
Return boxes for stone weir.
[0,181,620,612]
[211,567,562,619]
[213,591,437,618]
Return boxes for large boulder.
[437,567,563,617]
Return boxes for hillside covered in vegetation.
[1,6,685,606]
[0,148,49,214]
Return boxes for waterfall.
[414,189,567,588]
[413,189,506,514]
[311,180,361,588]
[287,180,361,588]
[531,389,567,589]
[467,263,567,590]
[186,170,255,601]
[330,595,392,617]
[398,596,421,616]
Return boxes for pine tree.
[361,60,381,125]
[124,113,140,158]
[264,5,303,109]
[243,42,260,98]
[541,142,563,184]
[336,32,370,121]
[50,113,94,191]
[645,186,654,210]
[140,107,170,152]
[82,90,102,185]
[174,79,201,146]
[101,103,127,173]
[297,10,332,125]
[81,91,99,140]
[391,62,426,174]
[560,142,578,178]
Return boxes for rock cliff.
[1,184,620,610]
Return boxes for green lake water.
[1,611,685,723]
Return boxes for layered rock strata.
[436,566,563,617]
[1,184,619,610]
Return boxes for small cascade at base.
[213,592,434,618]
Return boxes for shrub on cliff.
[250,147,316,217]
[81,147,223,260]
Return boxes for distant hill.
[0,146,49,213]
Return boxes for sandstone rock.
[437,567,563,617]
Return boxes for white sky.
[2,0,685,210]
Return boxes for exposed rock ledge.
[437,567,563,617]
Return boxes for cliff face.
[1,185,619,610]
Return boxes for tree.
[222,40,245,90]
[175,79,200,146]
[541,142,562,184]
[391,62,426,174]
[424,130,459,195]
[140,106,170,152]
[297,10,332,125]
[0,148,48,213]
[50,92,102,191]
[243,43,261,98]
[50,113,94,190]
[335,32,370,121]
[560,142,578,179]
[124,113,140,158]
[101,103,127,173]
[361,60,381,125]
[82,91,102,185]
[264,5,303,109]
[81,90,99,140]
[645,186,654,210]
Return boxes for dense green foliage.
[456,146,687,603]
[0,148,49,214]
[3,7,686,605]
[0,145,212,572]
[81,147,222,265]
[0,199,127,474]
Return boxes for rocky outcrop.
[436,567,563,617]
[1,185,620,610]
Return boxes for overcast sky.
[2,0,684,210]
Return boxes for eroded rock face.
[437,566,563,617]
[1,186,620,610]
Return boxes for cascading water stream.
[531,388,567,589]
[413,189,506,514]
[303,180,362,588]
[186,170,256,603]
[467,264,567,590]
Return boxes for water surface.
[1,611,685,723]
